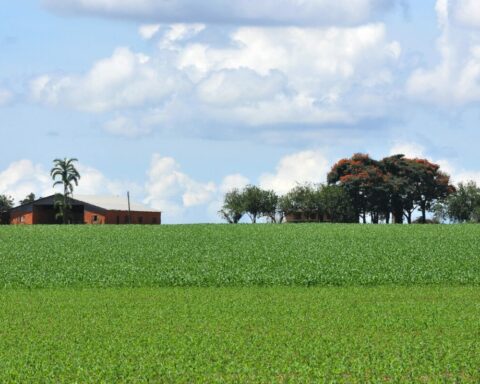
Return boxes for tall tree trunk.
[393,208,403,224]
[420,201,427,223]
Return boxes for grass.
[0,224,480,288]
[1,224,480,382]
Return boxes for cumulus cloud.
[103,116,151,138]
[30,23,401,134]
[138,24,161,39]
[219,174,250,193]
[31,47,189,112]
[159,23,205,49]
[450,0,480,28]
[144,154,217,220]
[407,0,480,105]
[389,141,426,158]
[74,164,143,197]
[0,160,53,202]
[259,150,330,195]
[43,0,399,26]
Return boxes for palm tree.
[51,158,81,224]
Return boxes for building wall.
[10,211,33,225]
[84,210,106,225]
[104,210,161,225]
[10,205,161,225]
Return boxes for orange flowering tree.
[327,154,388,223]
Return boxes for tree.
[50,158,81,224]
[381,155,418,224]
[219,189,245,224]
[409,159,454,223]
[278,184,321,222]
[242,185,270,224]
[0,195,14,224]
[327,154,386,223]
[260,189,281,223]
[445,181,480,223]
[19,193,36,206]
[318,185,356,223]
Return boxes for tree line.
[220,153,480,224]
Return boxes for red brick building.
[9,195,161,225]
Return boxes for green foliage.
[446,181,480,223]
[1,225,480,288]
[1,287,479,382]
[279,184,355,223]
[0,195,14,225]
[241,185,266,223]
[18,192,36,206]
[219,188,245,224]
[220,186,280,223]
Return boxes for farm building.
[8,195,161,225]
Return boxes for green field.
[1,224,480,287]
[1,225,480,382]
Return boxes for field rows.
[1,225,480,288]
[1,287,480,382]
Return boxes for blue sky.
[2,0,480,223]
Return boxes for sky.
[2,0,480,223]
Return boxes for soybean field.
[1,225,480,382]
[1,224,480,288]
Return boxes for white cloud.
[74,164,142,197]
[138,24,161,39]
[30,23,400,134]
[144,154,217,221]
[43,0,399,26]
[407,0,480,105]
[0,88,13,105]
[450,0,480,28]
[0,160,53,202]
[259,150,330,195]
[160,23,205,49]
[219,174,250,193]
[176,24,400,126]
[389,141,426,158]
[196,68,287,107]
[31,47,189,113]
[104,116,151,138]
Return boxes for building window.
[93,215,98,223]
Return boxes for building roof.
[72,195,159,213]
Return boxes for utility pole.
[127,191,132,224]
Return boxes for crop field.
[1,225,480,382]
[1,224,480,288]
